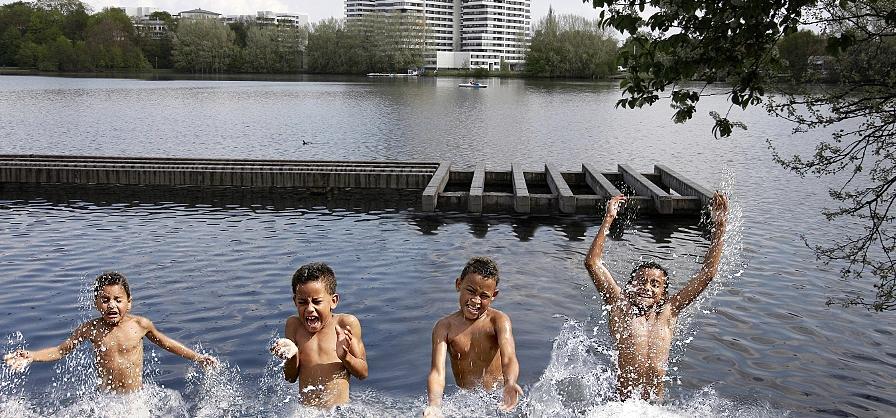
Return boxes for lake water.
[0,75,893,417]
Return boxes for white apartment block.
[345,0,530,70]
[122,7,161,18]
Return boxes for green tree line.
[2,0,841,78]
[0,1,428,74]
[1,0,149,71]
[525,10,618,79]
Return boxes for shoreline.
[0,67,623,82]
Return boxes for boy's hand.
[195,354,219,369]
[499,382,523,412]
[605,195,626,219]
[710,192,729,224]
[270,338,299,360]
[423,405,444,418]
[335,325,354,360]
[3,349,32,372]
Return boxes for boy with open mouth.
[3,271,217,393]
[270,262,368,408]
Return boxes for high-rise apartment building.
[345,0,530,70]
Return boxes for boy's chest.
[611,315,675,357]
[295,329,338,362]
[447,322,497,355]
[94,325,145,355]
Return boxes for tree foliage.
[305,18,362,74]
[171,19,235,73]
[589,0,896,310]
[525,10,618,78]
[777,30,828,80]
[0,1,147,71]
[241,25,307,73]
[305,15,424,74]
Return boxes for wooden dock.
[0,155,713,215]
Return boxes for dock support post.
[545,163,576,214]
[618,164,674,214]
[654,165,713,206]
[583,163,621,197]
[511,163,530,213]
[468,164,485,213]
[422,161,451,212]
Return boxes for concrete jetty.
[0,155,713,215]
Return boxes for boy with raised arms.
[585,193,729,401]
[270,262,368,408]
[3,271,217,393]
[425,256,522,417]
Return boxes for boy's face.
[94,284,131,325]
[455,273,498,320]
[624,267,667,310]
[293,280,338,334]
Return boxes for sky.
[0,0,601,22]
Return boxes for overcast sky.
[1,1,601,22]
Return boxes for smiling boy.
[2,271,217,393]
[425,256,522,417]
[584,193,728,401]
[270,262,368,408]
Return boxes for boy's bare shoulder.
[335,313,361,327]
[487,308,511,325]
[129,315,155,329]
[76,318,104,336]
[433,311,463,329]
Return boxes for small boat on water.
[458,82,487,88]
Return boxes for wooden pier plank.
[469,164,485,213]
[545,163,576,214]
[582,163,621,197]
[654,164,713,206]
[511,163,530,213]
[422,161,451,212]
[618,164,674,214]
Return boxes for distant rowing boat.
[458,83,487,88]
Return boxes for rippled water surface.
[0,75,894,417]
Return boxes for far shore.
[0,67,625,82]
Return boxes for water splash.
[0,185,782,416]
[185,355,246,417]
[668,171,746,380]
[527,319,782,418]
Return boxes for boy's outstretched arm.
[336,315,368,379]
[669,192,729,315]
[272,316,301,383]
[3,322,92,371]
[584,195,626,305]
[143,317,217,367]
[425,320,449,417]
[496,313,522,412]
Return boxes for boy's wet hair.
[292,262,337,295]
[629,261,670,296]
[94,271,131,299]
[459,256,500,285]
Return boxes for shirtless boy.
[584,193,728,401]
[3,271,217,393]
[425,256,522,417]
[270,262,368,408]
